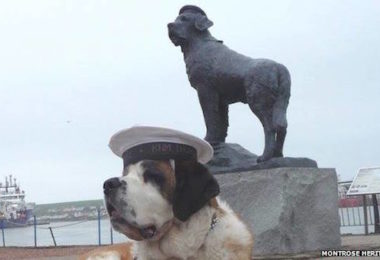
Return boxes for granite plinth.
[214,167,341,255]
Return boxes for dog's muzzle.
[106,201,172,241]
[167,22,174,30]
[167,23,185,46]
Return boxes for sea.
[0,208,374,247]
[1,219,128,247]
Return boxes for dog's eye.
[143,169,165,186]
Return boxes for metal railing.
[339,200,375,226]
[338,181,380,234]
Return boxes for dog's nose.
[167,22,174,29]
[103,177,122,195]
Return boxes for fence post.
[98,208,101,246]
[34,215,37,247]
[1,220,5,247]
[363,195,368,235]
[110,227,113,245]
[49,227,57,246]
[372,194,380,233]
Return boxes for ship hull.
[0,209,33,228]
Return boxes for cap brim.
[109,126,214,164]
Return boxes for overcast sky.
[0,0,379,204]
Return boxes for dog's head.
[104,159,219,241]
[168,5,213,46]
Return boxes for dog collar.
[209,213,218,232]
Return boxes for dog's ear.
[172,160,219,222]
[194,14,213,31]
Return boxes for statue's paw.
[257,154,272,163]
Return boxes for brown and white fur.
[84,160,253,260]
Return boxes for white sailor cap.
[109,126,214,167]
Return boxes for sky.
[0,0,379,204]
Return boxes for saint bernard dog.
[82,127,253,260]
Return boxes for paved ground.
[254,235,380,259]
[1,235,380,259]
[0,246,96,260]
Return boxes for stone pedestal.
[214,168,341,255]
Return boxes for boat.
[0,175,35,228]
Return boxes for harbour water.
[1,219,128,247]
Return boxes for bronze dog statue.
[168,5,291,162]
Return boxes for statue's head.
[168,5,213,46]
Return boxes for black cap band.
[122,142,197,168]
